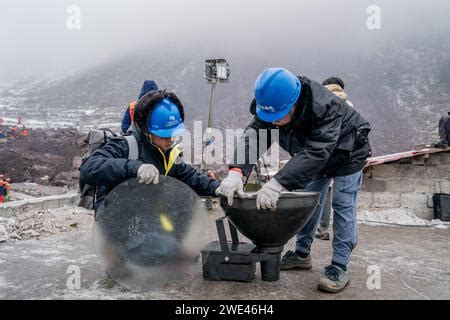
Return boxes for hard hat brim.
[150,123,186,138]
[256,104,292,123]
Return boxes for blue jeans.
[295,171,362,266]
[318,185,332,232]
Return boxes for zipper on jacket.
[156,144,183,176]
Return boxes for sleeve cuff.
[126,159,145,178]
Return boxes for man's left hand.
[256,178,287,210]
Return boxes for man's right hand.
[215,169,245,206]
[137,164,160,184]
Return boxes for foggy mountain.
[1,0,450,156]
[1,39,449,156]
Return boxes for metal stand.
[202,58,230,210]
[201,217,283,282]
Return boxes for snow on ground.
[8,183,71,199]
[358,208,449,228]
[0,206,93,243]
[1,202,447,246]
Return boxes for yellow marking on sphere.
[160,213,174,232]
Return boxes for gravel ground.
[0,205,449,300]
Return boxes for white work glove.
[137,164,160,184]
[215,170,245,206]
[256,178,287,210]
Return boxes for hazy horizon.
[1,0,450,79]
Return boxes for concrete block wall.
[0,193,78,218]
[359,152,450,220]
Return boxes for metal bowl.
[220,192,320,249]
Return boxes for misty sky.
[1,0,449,78]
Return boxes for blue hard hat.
[148,98,185,138]
[254,68,301,122]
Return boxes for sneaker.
[315,231,330,241]
[280,250,312,270]
[318,265,350,293]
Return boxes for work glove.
[137,164,160,184]
[215,169,245,206]
[256,178,287,210]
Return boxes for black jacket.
[232,76,372,190]
[80,125,220,211]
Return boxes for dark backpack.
[77,129,139,210]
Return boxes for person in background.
[0,180,6,203]
[437,111,450,147]
[121,80,159,134]
[315,77,355,241]
[5,178,11,202]
[322,76,354,108]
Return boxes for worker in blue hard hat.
[80,90,220,211]
[216,67,372,293]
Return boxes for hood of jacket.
[324,84,354,107]
[138,80,159,100]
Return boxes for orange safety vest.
[129,101,137,124]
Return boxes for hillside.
[1,42,449,156]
